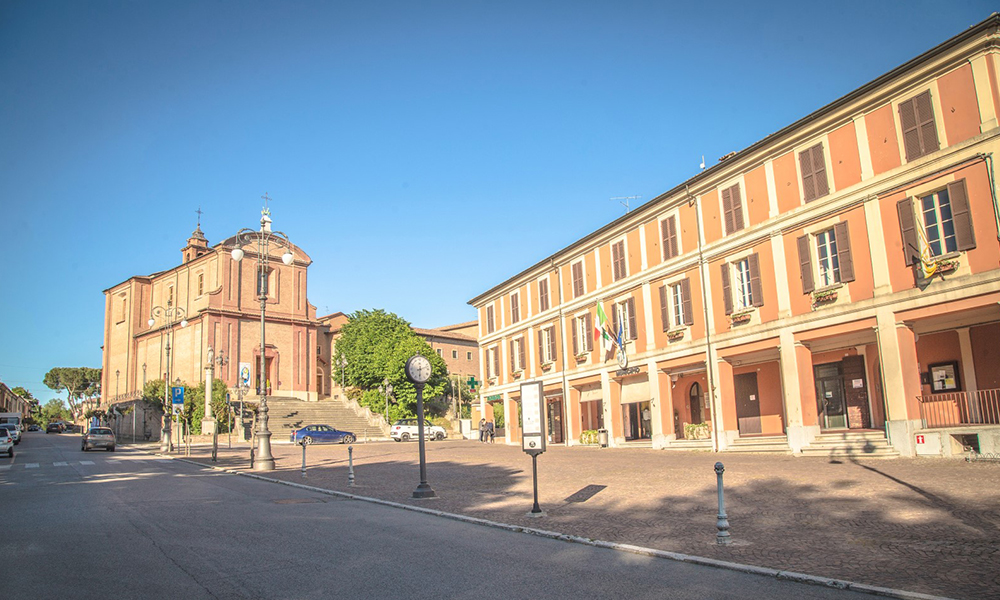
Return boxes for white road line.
[53,462,68,466]
[0,464,10,471]
[25,463,39,468]
[80,461,95,465]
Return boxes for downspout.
[689,186,721,453]
[556,259,570,445]
[979,152,1000,246]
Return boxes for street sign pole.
[520,381,546,517]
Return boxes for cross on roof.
[195,206,203,227]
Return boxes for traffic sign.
[171,386,185,405]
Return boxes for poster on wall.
[239,363,252,387]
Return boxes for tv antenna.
[611,195,641,215]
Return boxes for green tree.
[334,309,449,420]
[43,367,101,416]
[39,399,71,425]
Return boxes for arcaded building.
[469,16,1000,457]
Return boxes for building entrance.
[623,401,651,440]
[815,363,847,429]
[735,373,762,435]
[546,396,564,444]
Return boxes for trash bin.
[598,428,609,448]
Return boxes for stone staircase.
[662,438,713,451]
[799,430,899,458]
[727,435,791,454]
[251,396,389,441]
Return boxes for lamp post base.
[202,417,217,436]
[160,426,172,452]
[412,483,437,499]
[253,429,275,471]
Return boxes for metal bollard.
[714,462,731,545]
[348,445,355,487]
[301,440,307,476]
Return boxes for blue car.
[290,424,356,445]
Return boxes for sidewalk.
[169,439,998,599]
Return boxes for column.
[714,359,735,450]
[652,366,675,448]
[778,331,819,453]
[203,347,217,436]
[957,327,981,423]
[875,308,922,457]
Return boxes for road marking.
[0,464,10,471]
[25,463,39,468]
[54,462,68,466]
[80,461,95,465]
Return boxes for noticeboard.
[520,381,546,455]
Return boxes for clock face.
[617,347,628,370]
[406,355,432,383]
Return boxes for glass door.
[814,363,847,429]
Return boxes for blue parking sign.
[171,386,185,405]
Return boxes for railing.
[917,389,1000,429]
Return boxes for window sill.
[574,353,589,362]
[729,308,756,326]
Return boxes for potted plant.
[580,429,599,445]
[730,311,753,326]
[684,422,710,440]
[811,288,838,308]
[667,329,686,342]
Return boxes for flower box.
[811,289,838,308]
[541,362,554,372]
[684,422,711,440]
[575,353,589,362]
[730,311,753,326]
[936,260,959,274]
[667,329,686,342]
[512,370,523,379]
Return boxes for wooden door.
[734,372,762,435]
[841,356,871,429]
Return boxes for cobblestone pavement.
[174,439,999,599]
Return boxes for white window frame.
[670,282,685,328]
[575,312,593,353]
[541,328,555,364]
[733,258,754,311]
[615,297,632,341]
[814,228,841,288]
[919,187,958,258]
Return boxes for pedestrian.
[487,420,495,444]
[478,418,486,443]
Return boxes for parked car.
[391,418,447,442]
[27,424,41,432]
[46,423,62,434]
[82,427,116,452]
[289,424,356,445]
[0,424,20,445]
[0,428,13,457]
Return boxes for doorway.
[842,356,871,429]
[256,357,273,394]
[734,372,762,435]
[623,401,651,440]
[814,363,847,429]
[546,397,564,444]
[689,382,703,424]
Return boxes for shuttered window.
[721,184,745,235]
[680,278,694,326]
[486,306,495,333]
[538,278,549,312]
[510,293,520,324]
[509,339,525,372]
[583,313,592,351]
[612,240,627,281]
[661,215,679,260]
[572,262,585,297]
[538,326,557,363]
[518,337,525,370]
[615,297,638,341]
[899,91,939,162]
[727,254,764,312]
[815,229,840,288]
[573,314,592,354]
[671,283,685,328]
[897,178,976,267]
[658,285,669,331]
[799,143,830,202]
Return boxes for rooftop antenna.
[611,195,641,215]
[700,156,706,171]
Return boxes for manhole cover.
[274,498,323,504]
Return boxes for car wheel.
[401,433,410,442]
[435,432,444,441]
[108,446,115,452]
[343,434,356,444]
[393,437,401,442]
[303,436,313,445]
[82,446,88,452]
[8,449,12,458]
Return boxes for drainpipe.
[556,259,570,445]
[689,186,721,453]
[978,153,1000,246]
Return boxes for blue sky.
[1,0,994,403]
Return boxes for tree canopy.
[39,399,71,425]
[43,367,101,416]
[334,309,449,421]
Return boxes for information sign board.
[520,381,545,455]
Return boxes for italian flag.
[594,302,614,351]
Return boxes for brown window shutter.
[915,91,939,156]
[519,338,525,369]
[572,262,584,297]
[626,297,637,340]
[721,263,732,315]
[658,285,669,331]
[748,253,764,307]
[899,98,923,161]
[681,278,694,326]
[537,329,545,362]
[511,294,518,323]
[722,187,735,235]
[509,340,515,371]
[797,235,815,294]
[547,326,557,361]
[731,186,745,231]
[662,216,678,260]
[947,179,976,251]
[799,148,816,202]
[613,241,626,280]
[584,313,593,351]
[572,318,579,355]
[812,145,829,199]
[493,348,500,377]
[539,279,548,311]
[833,222,855,283]
[896,197,919,266]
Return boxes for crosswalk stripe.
[80,460,95,465]
[53,462,68,466]
[25,463,39,468]
[0,464,10,471]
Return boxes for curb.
[136,448,957,600]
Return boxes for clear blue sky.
[1,0,994,404]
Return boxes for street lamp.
[378,379,393,425]
[148,305,188,452]
[230,201,294,472]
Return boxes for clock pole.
[412,381,436,498]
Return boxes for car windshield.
[90,428,113,435]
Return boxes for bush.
[580,429,599,444]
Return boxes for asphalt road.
[1,432,887,600]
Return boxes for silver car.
[82,427,116,452]
[0,424,19,445]
[0,428,13,457]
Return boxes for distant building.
[0,382,30,419]
[469,16,1000,457]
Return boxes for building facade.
[469,16,1000,457]
[0,382,30,419]
[101,220,322,434]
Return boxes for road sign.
[171,386,185,405]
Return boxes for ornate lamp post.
[148,305,187,452]
[230,201,294,471]
[378,379,393,424]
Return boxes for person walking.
[478,418,486,443]
[487,420,495,444]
